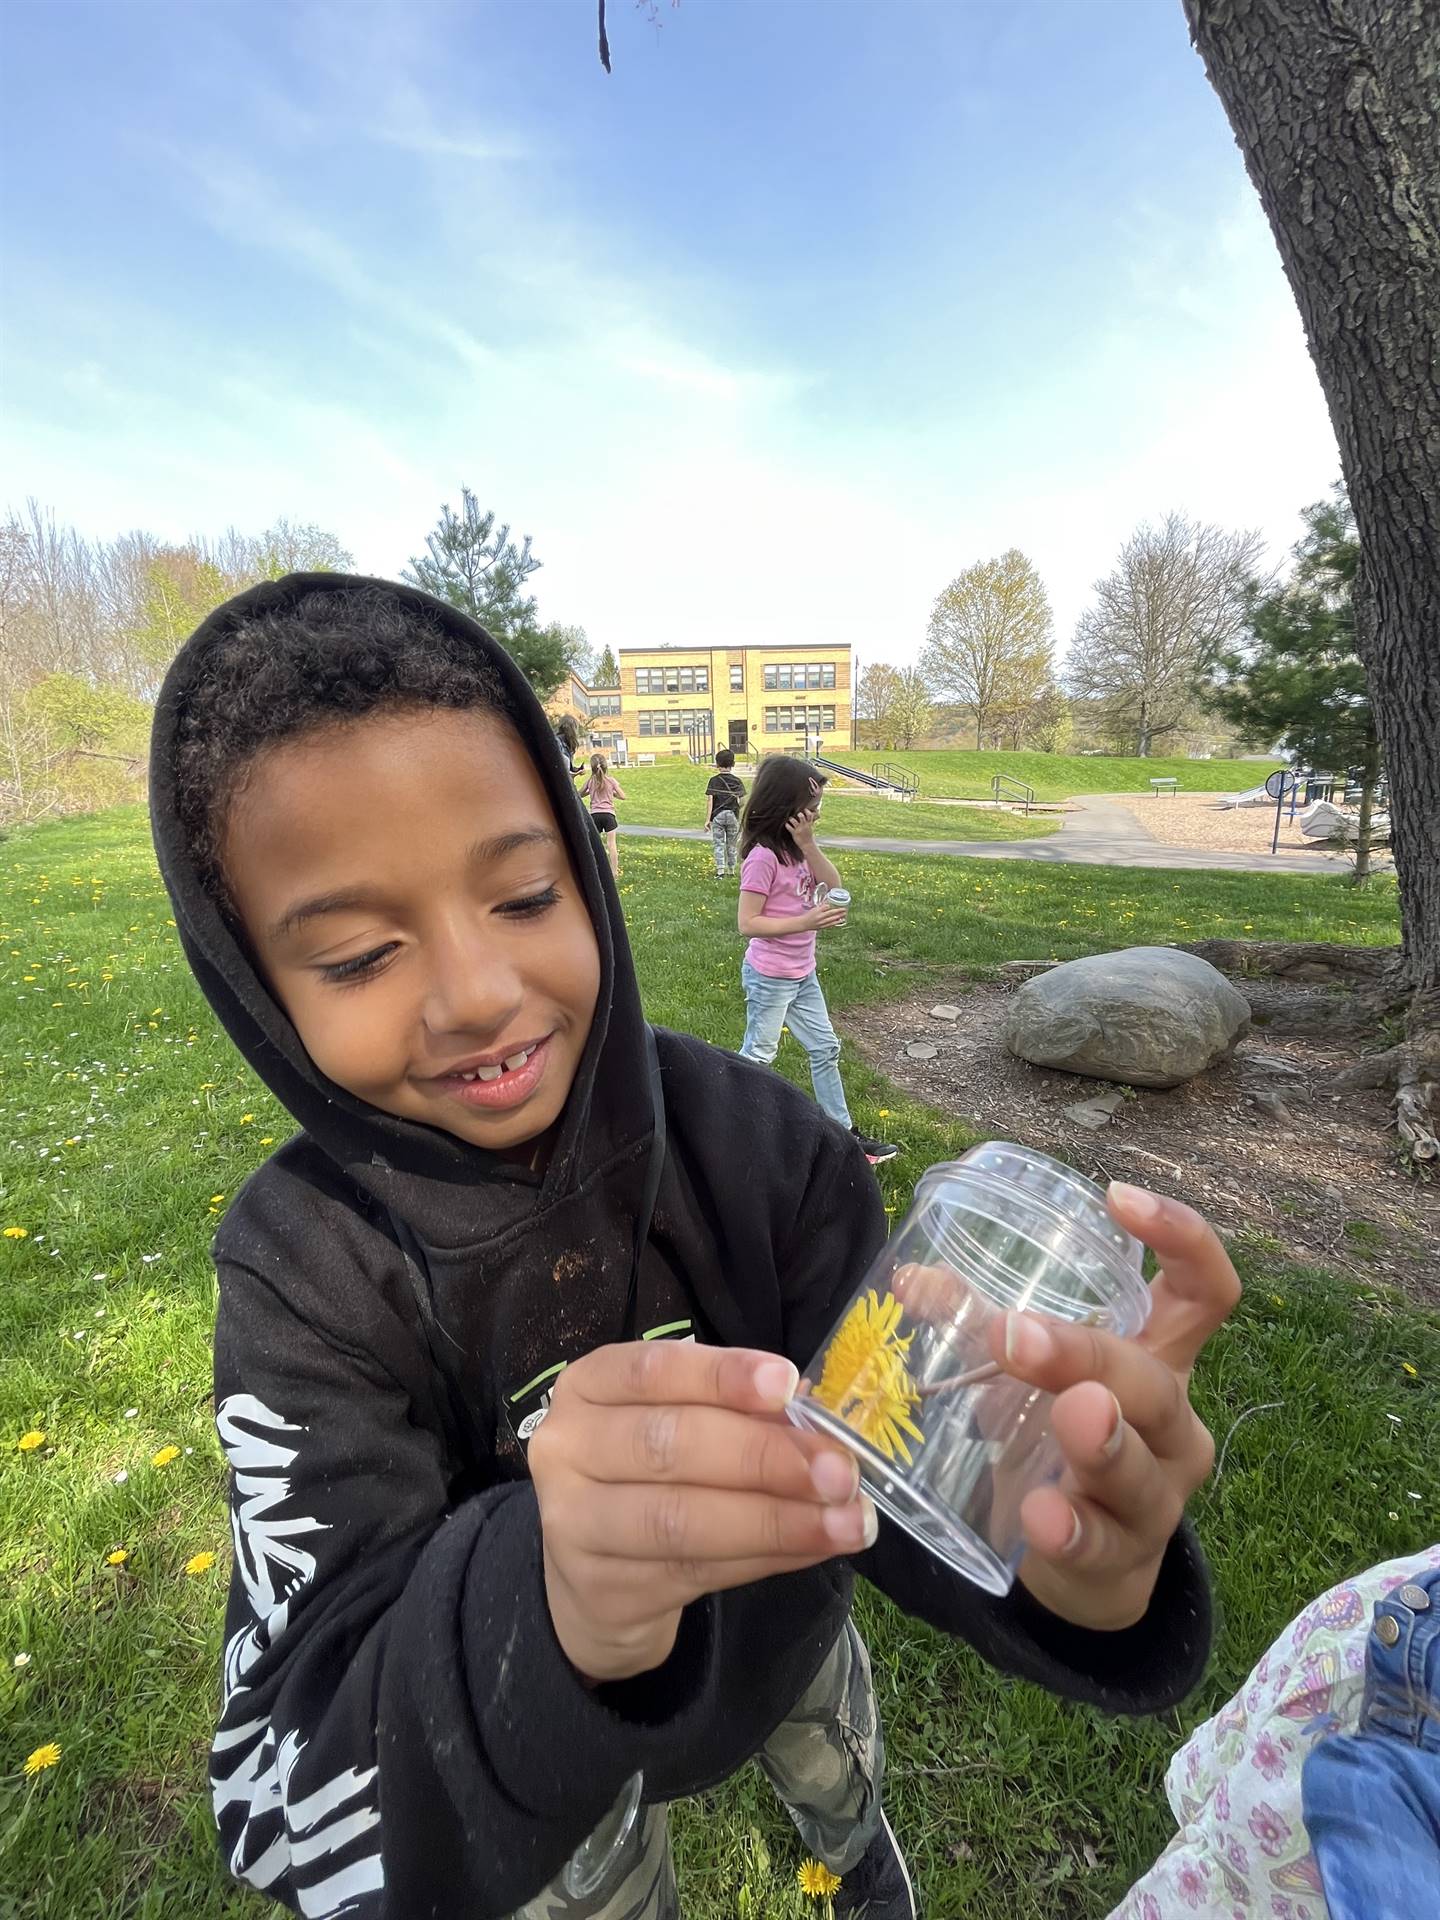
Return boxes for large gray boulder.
[1004,946,1250,1089]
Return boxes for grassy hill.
[841,748,1281,803]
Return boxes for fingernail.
[1005,1312,1055,1369]
[1102,1390,1126,1459]
[1108,1181,1162,1226]
[822,1495,878,1550]
[755,1359,799,1406]
[1062,1506,1084,1556]
[811,1450,860,1504]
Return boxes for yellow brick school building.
[548,644,854,763]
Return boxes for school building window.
[762,662,837,691]
[590,693,621,717]
[764,705,837,734]
[729,663,744,691]
[636,709,714,736]
[634,664,709,694]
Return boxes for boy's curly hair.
[171,583,510,910]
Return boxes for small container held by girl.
[735,758,895,1167]
[580,752,626,880]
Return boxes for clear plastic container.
[787,1142,1149,1593]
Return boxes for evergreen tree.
[1210,488,1383,883]
[404,490,540,643]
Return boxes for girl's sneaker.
[834,1812,919,1918]
[851,1127,899,1165]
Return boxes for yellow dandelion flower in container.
[18,1430,46,1452]
[811,1290,925,1465]
[4,1226,28,1239]
[24,1742,62,1776]
[106,1548,129,1567]
[1401,1362,1419,1378]
[797,1860,842,1898]
[184,1551,217,1576]
[151,1445,180,1468]
[259,1137,274,1147]
[240,1114,254,1124]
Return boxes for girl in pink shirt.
[580,752,627,879]
[736,758,896,1165]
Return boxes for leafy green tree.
[593,645,620,688]
[506,621,584,703]
[1210,488,1382,883]
[404,490,540,643]
[922,550,1054,748]
[889,667,934,749]
[131,549,228,675]
[1026,681,1074,754]
[20,673,150,752]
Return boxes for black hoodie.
[150,574,1212,1920]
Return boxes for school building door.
[728,719,749,752]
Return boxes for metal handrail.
[872,761,920,796]
[991,772,1035,816]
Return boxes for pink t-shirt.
[741,845,818,979]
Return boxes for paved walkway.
[622,795,1348,876]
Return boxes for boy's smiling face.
[223,706,602,1157]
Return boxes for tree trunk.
[1351,725,1383,886]
[1183,1,1440,1000]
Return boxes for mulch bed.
[842,970,1440,1309]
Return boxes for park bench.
[1148,777,1179,796]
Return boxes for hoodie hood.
[149,571,652,1248]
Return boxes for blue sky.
[2,0,1339,663]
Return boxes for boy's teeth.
[474,1063,504,1082]
[452,1045,535,1083]
[502,1050,531,1072]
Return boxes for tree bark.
[1183,1,1440,997]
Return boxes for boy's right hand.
[530,1344,874,1685]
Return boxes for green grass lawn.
[603,760,1059,841]
[859,748,1283,804]
[2,809,1432,1920]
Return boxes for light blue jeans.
[739,961,852,1130]
[1302,1563,1440,1919]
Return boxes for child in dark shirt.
[151,574,1239,1920]
[704,747,746,876]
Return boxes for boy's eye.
[320,944,397,986]
[497,885,561,920]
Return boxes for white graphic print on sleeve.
[212,1393,383,1919]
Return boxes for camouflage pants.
[510,1620,885,1919]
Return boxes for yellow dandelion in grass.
[1401,1362,1419,1378]
[5,1226,29,1239]
[18,1430,46,1452]
[259,1137,274,1147]
[106,1548,129,1567]
[151,1445,180,1468]
[812,1289,925,1466]
[240,1114,254,1124]
[24,1742,62,1776]
[184,1551,217,1576]
[798,1860,842,1898]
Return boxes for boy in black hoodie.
[151,576,1238,1920]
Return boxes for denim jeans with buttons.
[1302,1563,1440,1918]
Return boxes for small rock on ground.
[929,1004,963,1022]
[905,1041,939,1060]
[1063,1090,1127,1131]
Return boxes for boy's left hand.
[994,1183,1240,1632]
